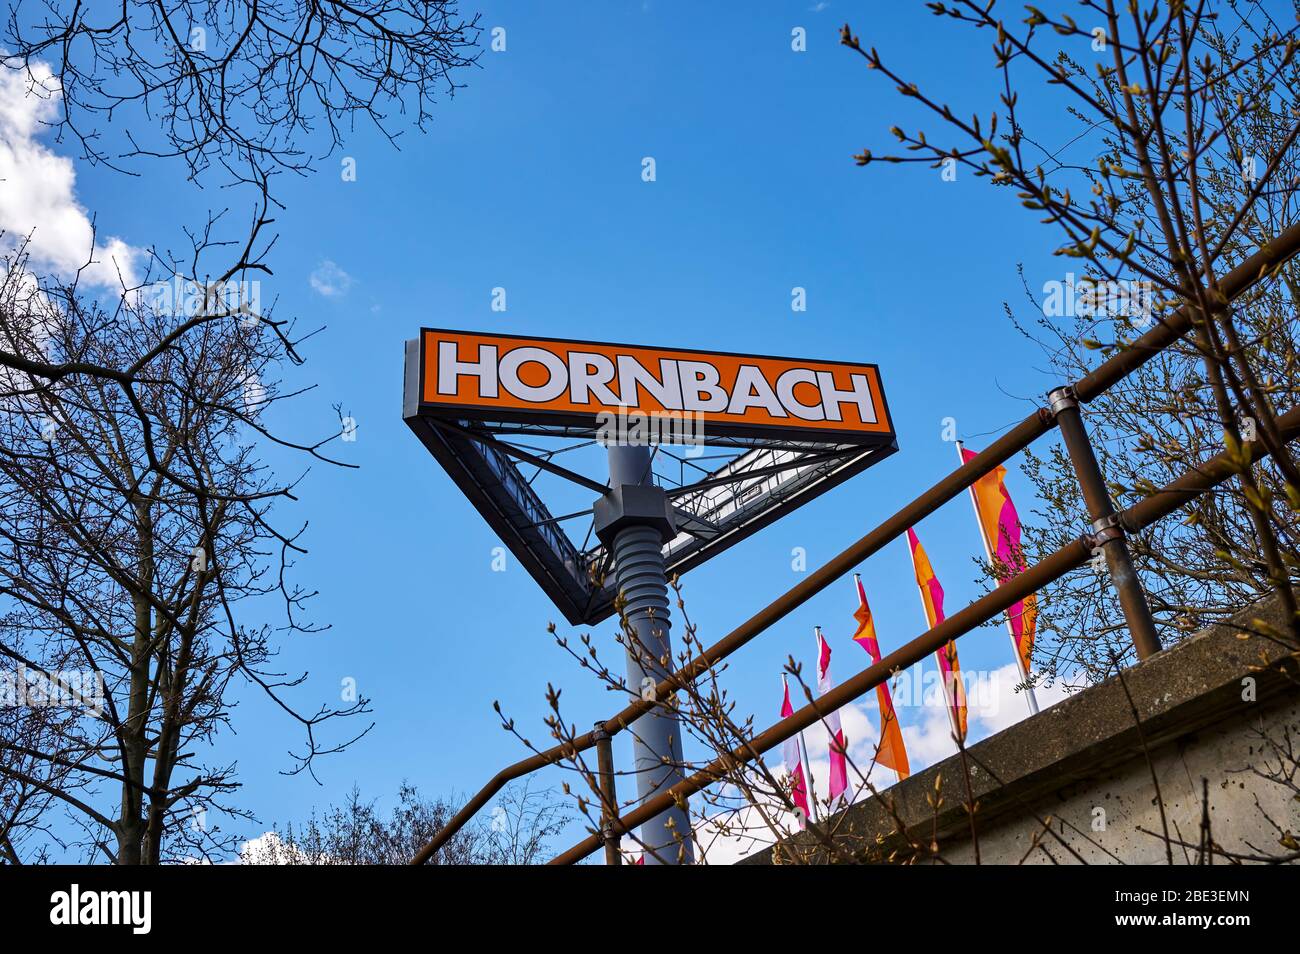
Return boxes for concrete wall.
[942,693,1299,864]
[742,596,1300,865]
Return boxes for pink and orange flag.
[815,628,849,808]
[780,675,810,828]
[851,574,910,779]
[906,528,968,742]
[960,445,1037,677]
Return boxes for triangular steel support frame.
[403,335,899,625]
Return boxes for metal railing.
[412,220,1300,866]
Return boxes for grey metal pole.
[594,442,693,864]
[1049,387,1162,660]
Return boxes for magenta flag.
[780,676,810,828]
[815,628,849,808]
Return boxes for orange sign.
[415,329,894,444]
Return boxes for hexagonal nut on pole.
[592,484,677,546]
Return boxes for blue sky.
[6,2,1102,860]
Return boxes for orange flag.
[906,528,968,742]
[960,445,1037,678]
[851,575,910,779]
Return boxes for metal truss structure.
[404,337,898,624]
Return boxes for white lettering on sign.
[427,334,888,436]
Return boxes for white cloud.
[239,831,283,863]
[900,663,1073,771]
[902,703,965,768]
[973,663,1071,735]
[309,259,353,297]
[0,62,139,287]
[694,798,797,865]
[686,701,894,864]
[238,830,333,865]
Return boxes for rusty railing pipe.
[1051,386,1162,659]
[546,404,1300,864]
[550,536,1095,864]
[411,412,1050,864]
[414,223,1300,865]
[594,725,620,865]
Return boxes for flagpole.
[810,628,827,817]
[955,440,1040,715]
[854,574,904,787]
[814,625,847,813]
[797,726,819,824]
[783,673,820,824]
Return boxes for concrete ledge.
[741,595,1300,865]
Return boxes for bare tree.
[0,226,377,863]
[483,778,572,865]
[243,781,568,865]
[2,1,481,184]
[840,0,1300,674]
[984,1,1300,679]
[0,673,77,864]
[0,1,481,863]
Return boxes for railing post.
[1049,386,1162,660]
[594,723,621,865]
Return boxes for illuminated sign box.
[404,329,898,624]
[414,329,894,444]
